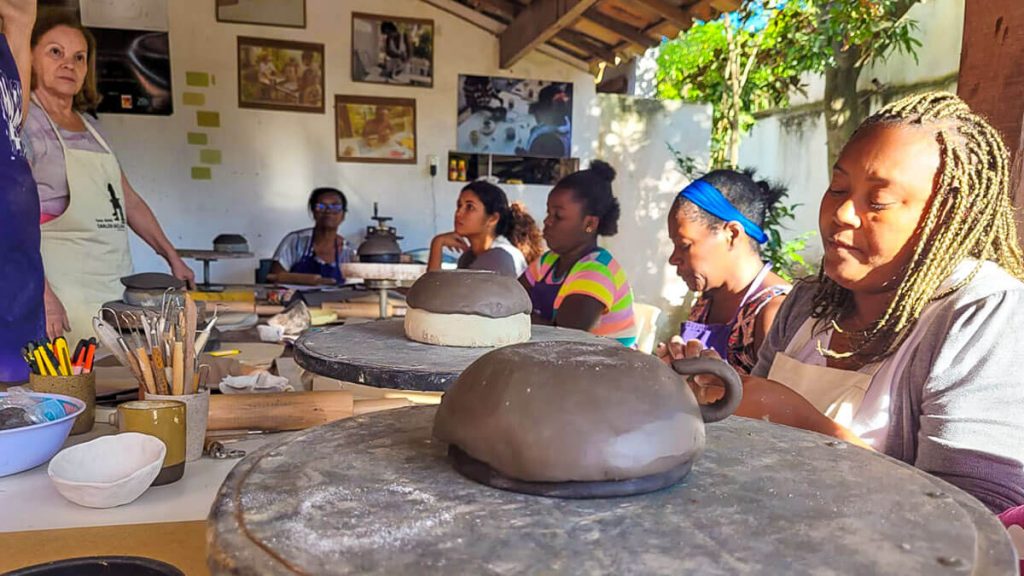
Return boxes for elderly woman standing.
[663,92,1024,514]
[24,11,193,342]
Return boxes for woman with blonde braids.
[662,91,1024,513]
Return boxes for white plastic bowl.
[48,433,166,508]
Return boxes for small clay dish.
[48,433,166,508]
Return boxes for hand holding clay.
[657,336,726,404]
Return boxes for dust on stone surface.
[250,482,454,560]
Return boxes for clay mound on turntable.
[404,270,531,347]
[433,341,706,484]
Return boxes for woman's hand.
[43,282,70,340]
[427,232,469,271]
[169,257,196,289]
[656,336,726,404]
[432,232,470,253]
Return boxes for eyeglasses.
[314,203,345,213]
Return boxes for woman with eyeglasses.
[270,187,356,284]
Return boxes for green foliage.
[656,0,922,168]
[762,196,817,281]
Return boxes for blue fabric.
[0,34,45,383]
[678,179,768,244]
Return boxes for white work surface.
[0,422,280,533]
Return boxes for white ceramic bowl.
[48,433,166,508]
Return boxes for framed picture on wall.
[216,0,306,29]
[335,95,417,164]
[457,75,573,158]
[351,13,433,88]
[237,36,324,113]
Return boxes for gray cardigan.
[751,262,1024,513]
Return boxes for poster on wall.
[351,13,433,88]
[457,75,573,158]
[216,0,305,29]
[93,27,173,115]
[335,95,416,164]
[237,37,324,113]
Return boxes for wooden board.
[0,521,207,575]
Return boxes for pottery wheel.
[292,319,610,391]
[208,407,1016,576]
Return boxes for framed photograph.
[335,95,417,164]
[351,13,433,88]
[216,0,306,29]
[237,36,324,113]
[93,28,173,115]
[457,75,573,158]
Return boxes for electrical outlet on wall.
[428,154,438,177]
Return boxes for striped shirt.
[525,248,637,347]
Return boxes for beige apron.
[38,104,132,344]
[767,319,881,429]
[766,295,950,449]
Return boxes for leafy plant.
[657,0,923,172]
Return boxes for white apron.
[767,278,956,450]
[37,104,132,344]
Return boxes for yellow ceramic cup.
[117,400,187,486]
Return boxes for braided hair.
[811,91,1024,362]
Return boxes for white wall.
[90,0,597,283]
[595,96,711,335]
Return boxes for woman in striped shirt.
[521,160,637,347]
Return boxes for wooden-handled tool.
[207,391,354,431]
[353,398,413,416]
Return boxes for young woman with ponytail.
[427,180,540,277]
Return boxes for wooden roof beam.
[468,0,521,19]
[581,8,653,49]
[634,0,700,28]
[556,28,618,63]
[499,0,600,68]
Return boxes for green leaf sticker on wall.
[183,92,205,106]
[200,149,222,165]
[186,72,210,87]
[191,166,212,180]
[196,111,220,127]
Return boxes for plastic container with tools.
[0,392,85,477]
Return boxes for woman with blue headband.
[656,170,791,374]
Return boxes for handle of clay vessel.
[670,357,742,423]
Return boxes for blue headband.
[678,179,768,244]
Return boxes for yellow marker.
[55,338,72,375]
[208,349,240,358]
[37,348,57,376]
[33,349,49,376]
